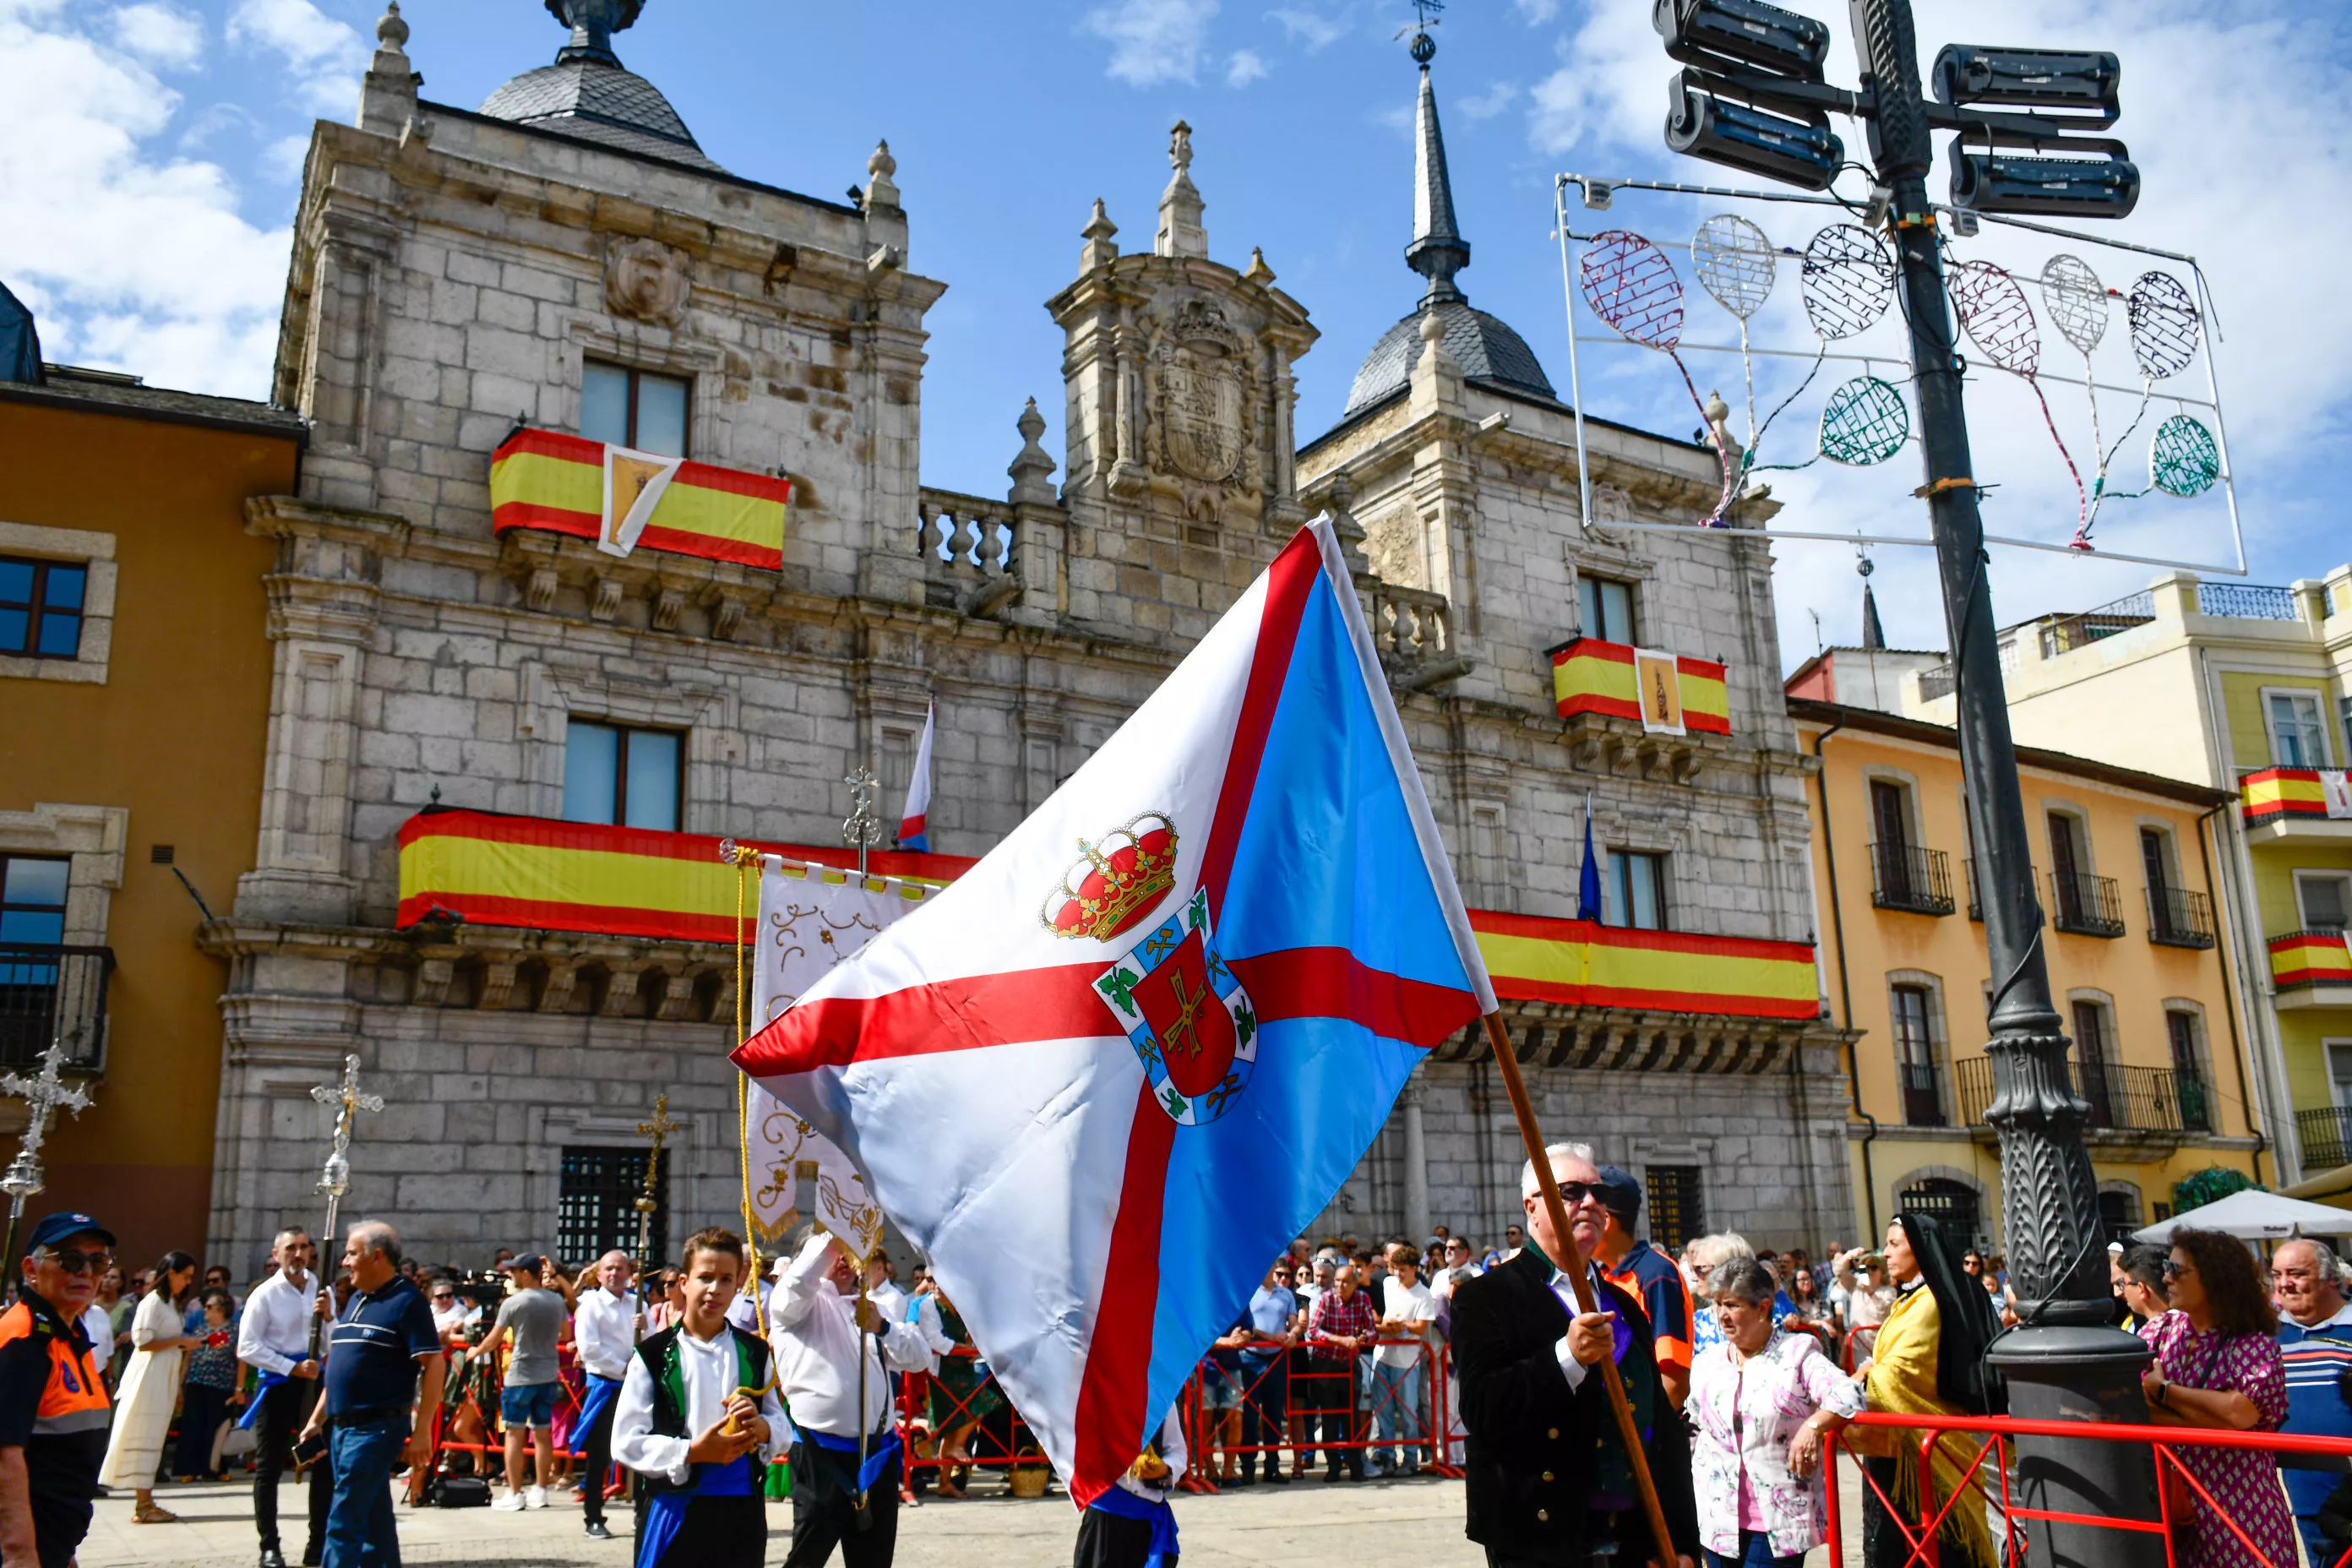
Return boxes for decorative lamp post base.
[1989,1324,2164,1568]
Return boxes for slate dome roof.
[479,3,721,172]
[1344,299,1556,417]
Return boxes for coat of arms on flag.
[1094,888,1256,1126]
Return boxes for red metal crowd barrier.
[1824,1408,2352,1568]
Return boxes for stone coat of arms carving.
[603,235,693,328]
[1146,300,1259,492]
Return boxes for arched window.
[1897,1175,1981,1250]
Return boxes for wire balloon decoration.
[1577,229,1735,520]
[1553,175,2234,570]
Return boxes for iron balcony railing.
[1956,1055,2210,1135]
[2298,1107,2352,1171]
[2197,581,2297,620]
[1870,842,1956,917]
[2039,590,2155,659]
[1919,665,1957,702]
[0,945,113,1072]
[2047,868,2126,938]
[1964,858,2049,928]
[1897,1062,1947,1127]
[2146,884,2217,950]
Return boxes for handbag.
[431,1473,493,1508]
[2161,1333,2231,1553]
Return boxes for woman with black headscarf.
[1848,1212,2000,1568]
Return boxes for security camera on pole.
[1653,3,2159,1565]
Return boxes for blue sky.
[6,0,2347,672]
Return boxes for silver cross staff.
[310,1054,384,1264]
[842,765,884,878]
[0,1038,93,1280]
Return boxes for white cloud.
[1514,0,1560,22]
[111,3,204,70]
[1459,79,1518,121]
[260,131,309,182]
[1266,4,1349,51]
[226,0,364,115]
[0,8,288,395]
[1227,48,1267,86]
[1081,0,1219,87]
[1513,0,2352,672]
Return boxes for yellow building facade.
[1908,569,2352,1182]
[1791,696,2267,1250]
[0,363,302,1266]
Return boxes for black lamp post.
[1653,2,2160,1564]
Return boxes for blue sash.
[635,1454,754,1568]
[1090,1485,1180,1568]
[570,1373,623,1456]
[236,1360,310,1430]
[803,1424,901,1497]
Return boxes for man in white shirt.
[571,1250,640,1540]
[769,1231,929,1568]
[236,1228,327,1568]
[1074,1405,1187,1568]
[612,1228,785,1568]
[1370,1243,1437,1477]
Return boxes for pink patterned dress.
[2140,1312,2294,1568]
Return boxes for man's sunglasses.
[1554,1181,1603,1205]
[40,1248,112,1275]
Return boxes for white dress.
[98,1293,184,1487]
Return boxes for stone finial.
[1080,199,1119,273]
[1155,120,1208,260]
[359,0,419,133]
[1704,388,1742,461]
[1007,397,1059,506]
[1323,469,1372,577]
[1410,307,1464,416]
[1242,247,1276,286]
[864,139,901,210]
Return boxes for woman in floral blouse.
[2141,1227,2293,1568]
[1688,1255,1862,1568]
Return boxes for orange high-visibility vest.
[0,1299,110,1440]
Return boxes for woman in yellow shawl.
[1849,1215,1998,1568]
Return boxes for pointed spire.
[1860,583,1886,651]
[1406,54,1470,304]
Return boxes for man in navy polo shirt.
[299,1221,443,1568]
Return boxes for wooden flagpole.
[1480,1011,1679,1568]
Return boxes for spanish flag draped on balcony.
[1549,636,1731,735]
[488,427,791,569]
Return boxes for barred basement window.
[558,1146,668,1268]
[1645,1165,1704,1251]
[1897,1176,1981,1250]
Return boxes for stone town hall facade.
[203,1,1853,1274]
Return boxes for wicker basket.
[1008,1466,1051,1499]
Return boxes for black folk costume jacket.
[1451,1245,1701,1562]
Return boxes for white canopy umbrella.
[2132,1187,2352,1244]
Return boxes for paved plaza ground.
[79,1467,1872,1568]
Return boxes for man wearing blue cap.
[1590,1167,1694,1412]
[0,1212,116,1568]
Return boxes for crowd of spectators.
[38,1200,2352,1568]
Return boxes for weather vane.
[0,1038,92,1275]
[1400,0,1442,60]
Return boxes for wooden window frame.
[583,360,693,457]
[0,556,87,662]
[564,719,687,832]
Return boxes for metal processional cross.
[843,766,883,877]
[310,1054,384,1258]
[634,1092,680,1270]
[0,1039,93,1277]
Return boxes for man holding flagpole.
[896,703,934,853]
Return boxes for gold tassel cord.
[725,841,781,1422]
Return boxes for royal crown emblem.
[1041,813,1179,941]
[1093,888,1257,1126]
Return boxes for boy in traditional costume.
[612,1228,789,1568]
[1074,1405,1186,1568]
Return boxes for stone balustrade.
[1373,581,1473,692]
[916,487,1021,618]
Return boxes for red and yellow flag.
[1550,637,1731,735]
[2242,767,2329,825]
[489,427,791,570]
[1470,908,1819,1021]
[2271,930,2352,989]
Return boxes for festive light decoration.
[1692,214,1776,320]
[2127,270,2201,379]
[1820,376,1910,466]
[2039,254,2109,355]
[1580,229,1737,521]
[2149,414,2220,498]
[1799,224,1896,340]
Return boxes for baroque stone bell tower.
[1045,123,1317,642]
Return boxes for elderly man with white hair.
[2273,1237,2352,1563]
[1449,1141,1698,1568]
